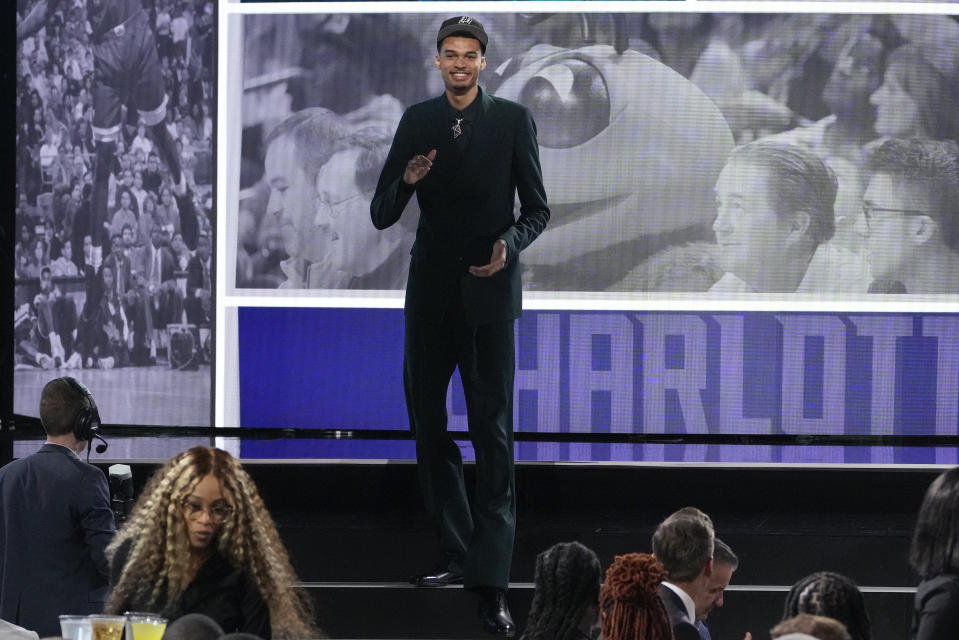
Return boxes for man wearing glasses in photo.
[858,138,959,294]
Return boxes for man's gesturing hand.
[403,149,437,185]
[469,239,508,278]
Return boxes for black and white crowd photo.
[14,0,215,426]
[233,11,959,296]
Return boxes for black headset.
[61,376,109,454]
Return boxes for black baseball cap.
[437,16,488,53]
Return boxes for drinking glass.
[89,614,125,640]
[125,612,168,640]
[58,615,92,640]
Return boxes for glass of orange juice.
[88,615,125,640]
[125,612,168,640]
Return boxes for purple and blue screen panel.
[238,308,959,464]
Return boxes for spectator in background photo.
[261,107,344,289]
[909,466,959,640]
[310,126,416,289]
[871,45,958,144]
[105,446,318,638]
[522,541,602,640]
[136,226,184,356]
[170,231,192,271]
[33,266,81,368]
[857,138,959,293]
[600,553,673,640]
[109,190,140,246]
[782,572,872,640]
[143,152,165,194]
[95,263,130,369]
[185,232,212,334]
[22,236,49,280]
[50,238,79,277]
[710,140,837,294]
[157,186,182,235]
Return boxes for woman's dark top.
[111,538,271,638]
[912,573,959,640]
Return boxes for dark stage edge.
[104,461,939,640]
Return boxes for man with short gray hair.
[652,507,716,640]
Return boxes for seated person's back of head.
[161,614,223,640]
[772,613,852,640]
[782,572,871,640]
[523,541,602,640]
[600,553,673,640]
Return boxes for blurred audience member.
[696,539,750,640]
[909,466,959,640]
[600,553,672,640]
[522,541,602,640]
[161,613,223,640]
[652,507,715,640]
[782,572,872,640]
[771,614,852,640]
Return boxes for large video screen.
[220,7,959,463]
[13,0,214,427]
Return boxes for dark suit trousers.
[404,291,516,590]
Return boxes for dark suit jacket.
[0,444,115,636]
[660,583,702,640]
[186,255,211,299]
[135,243,177,286]
[371,87,549,326]
[912,573,959,640]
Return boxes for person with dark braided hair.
[522,541,602,640]
[600,553,673,640]
[910,466,959,640]
[781,571,872,640]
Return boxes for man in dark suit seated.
[652,507,717,640]
[0,377,115,636]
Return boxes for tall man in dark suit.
[652,507,716,640]
[0,378,115,636]
[371,16,549,637]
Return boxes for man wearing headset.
[0,377,115,637]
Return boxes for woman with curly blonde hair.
[600,553,673,640]
[105,447,318,639]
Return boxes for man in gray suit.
[0,378,115,636]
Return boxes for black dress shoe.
[409,569,463,587]
[477,588,515,636]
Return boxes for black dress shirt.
[111,539,271,638]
